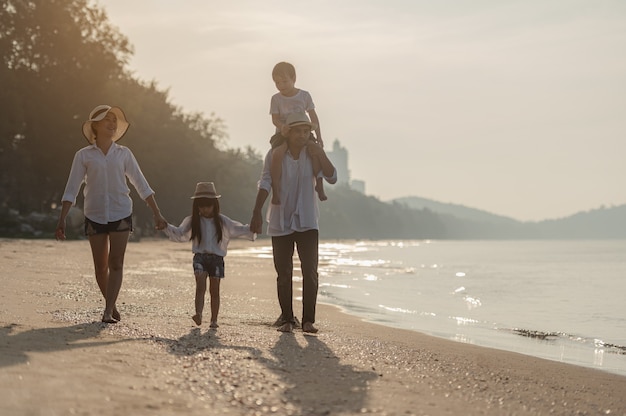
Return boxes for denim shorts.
[193,253,225,278]
[84,215,133,236]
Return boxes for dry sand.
[0,238,624,416]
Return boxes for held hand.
[250,211,263,234]
[154,214,167,231]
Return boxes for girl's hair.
[272,61,296,80]
[190,198,223,244]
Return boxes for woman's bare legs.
[89,231,129,323]
[208,277,221,328]
[192,271,208,326]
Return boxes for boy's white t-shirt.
[269,89,315,131]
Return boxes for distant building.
[326,139,364,193]
[326,139,350,185]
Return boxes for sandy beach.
[1,238,624,415]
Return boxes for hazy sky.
[102,0,625,221]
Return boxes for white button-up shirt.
[163,214,256,256]
[61,143,154,224]
[258,146,337,237]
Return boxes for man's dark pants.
[271,229,319,325]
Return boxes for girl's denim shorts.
[193,253,225,278]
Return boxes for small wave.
[506,328,626,355]
[595,340,626,355]
[509,328,560,340]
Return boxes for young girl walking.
[163,182,255,328]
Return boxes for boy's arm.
[272,114,290,137]
[308,109,322,146]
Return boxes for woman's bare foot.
[192,314,202,326]
[102,312,117,324]
[112,308,121,321]
[209,321,219,329]
[277,322,293,332]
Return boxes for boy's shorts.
[193,253,225,278]
[270,132,318,149]
[85,215,133,236]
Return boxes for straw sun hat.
[190,182,221,199]
[82,105,130,144]
[285,112,317,130]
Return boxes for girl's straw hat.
[191,182,221,199]
[82,105,130,144]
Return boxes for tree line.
[0,0,445,240]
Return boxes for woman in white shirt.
[163,182,255,328]
[55,105,166,324]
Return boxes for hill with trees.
[393,197,626,239]
[0,0,261,237]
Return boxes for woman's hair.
[272,61,296,80]
[190,198,223,244]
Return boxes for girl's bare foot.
[113,308,121,321]
[209,321,219,329]
[192,314,202,326]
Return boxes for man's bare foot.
[274,315,301,328]
[302,322,318,333]
[113,309,121,321]
[209,321,219,329]
[277,322,293,332]
[192,314,202,326]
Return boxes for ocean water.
[236,240,626,377]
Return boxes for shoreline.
[1,238,625,415]
[238,238,626,378]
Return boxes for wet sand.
[1,238,624,415]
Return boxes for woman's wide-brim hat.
[82,105,130,144]
[191,182,221,199]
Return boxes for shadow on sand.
[152,326,378,414]
[264,332,379,414]
[0,322,128,368]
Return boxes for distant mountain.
[533,205,626,239]
[391,196,626,239]
[391,196,518,224]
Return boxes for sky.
[101,0,625,221]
